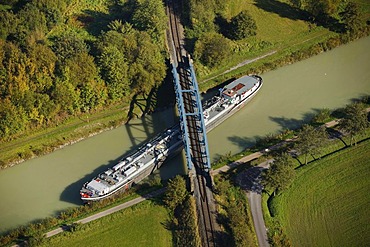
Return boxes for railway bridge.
[166,1,218,246]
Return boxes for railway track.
[166,1,216,246]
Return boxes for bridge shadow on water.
[60,61,181,205]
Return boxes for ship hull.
[205,76,262,132]
[80,75,262,201]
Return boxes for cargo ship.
[80,75,262,201]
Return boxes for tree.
[262,153,296,195]
[163,175,188,211]
[194,32,231,67]
[131,0,167,43]
[52,78,80,114]
[0,98,27,140]
[52,33,88,64]
[289,0,302,8]
[99,45,129,101]
[27,232,45,247]
[229,10,257,40]
[0,11,18,40]
[175,196,200,247]
[339,103,369,146]
[126,32,166,95]
[17,3,48,35]
[188,0,216,37]
[304,0,340,20]
[312,108,331,124]
[227,199,255,247]
[27,43,57,93]
[339,2,363,34]
[108,20,133,35]
[294,124,328,165]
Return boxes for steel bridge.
[171,57,211,172]
[167,1,217,245]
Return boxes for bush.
[312,108,331,124]
[194,32,231,68]
[27,232,46,247]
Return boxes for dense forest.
[0,0,168,141]
[0,0,366,142]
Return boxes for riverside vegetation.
[0,0,370,246]
[1,0,370,168]
[0,102,368,246]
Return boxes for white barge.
[80,75,262,201]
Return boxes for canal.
[0,36,369,233]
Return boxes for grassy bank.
[269,139,370,247]
[197,0,370,91]
[0,103,129,169]
[41,200,172,247]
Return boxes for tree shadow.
[269,111,317,130]
[214,15,231,39]
[125,114,155,147]
[125,91,159,124]
[161,219,178,247]
[254,0,310,21]
[78,2,126,37]
[236,165,266,194]
[254,0,344,33]
[126,60,177,123]
[154,60,177,110]
[227,135,256,149]
[349,94,370,104]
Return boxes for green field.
[271,139,370,247]
[197,0,334,83]
[42,201,172,247]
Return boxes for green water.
[0,36,369,234]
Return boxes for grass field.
[270,139,370,247]
[42,200,172,247]
[197,0,335,82]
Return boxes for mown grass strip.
[41,200,172,247]
[271,139,370,247]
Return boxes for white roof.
[87,179,109,193]
[223,76,258,97]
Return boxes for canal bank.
[0,36,370,234]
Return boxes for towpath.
[47,188,165,237]
[200,51,277,85]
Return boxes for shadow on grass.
[254,0,344,33]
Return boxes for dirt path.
[201,51,277,84]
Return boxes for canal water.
[1,36,369,233]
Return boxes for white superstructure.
[80,75,262,201]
